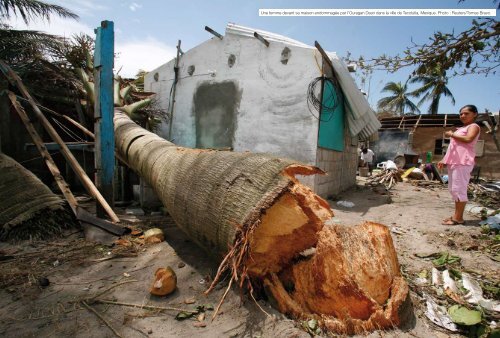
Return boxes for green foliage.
[347,18,499,77]
[447,305,482,326]
[377,81,420,115]
[409,64,456,114]
[0,0,84,116]
[0,0,78,24]
[432,252,461,268]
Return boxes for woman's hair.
[460,104,478,114]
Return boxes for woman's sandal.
[441,218,465,225]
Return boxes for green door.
[318,79,344,151]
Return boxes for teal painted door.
[318,79,344,151]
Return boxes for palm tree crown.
[1,0,77,24]
[409,65,455,115]
[377,81,420,116]
[1,0,78,61]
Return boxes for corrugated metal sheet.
[329,54,381,140]
[225,23,312,48]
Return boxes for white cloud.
[6,15,94,38]
[129,2,142,11]
[115,37,176,78]
[6,17,176,78]
[47,0,108,17]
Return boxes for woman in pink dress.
[438,105,480,225]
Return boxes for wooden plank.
[94,20,116,215]
[0,60,120,223]
[413,114,423,131]
[314,41,334,73]
[397,115,405,129]
[8,92,79,214]
[76,207,128,236]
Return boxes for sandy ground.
[0,178,498,338]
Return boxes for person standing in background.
[361,147,375,175]
[438,104,480,225]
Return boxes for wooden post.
[0,61,120,223]
[167,40,181,140]
[94,20,115,216]
[0,76,7,152]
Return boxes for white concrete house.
[145,23,380,197]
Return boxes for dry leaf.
[115,239,132,247]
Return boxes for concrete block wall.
[314,131,358,198]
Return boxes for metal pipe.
[254,32,270,47]
[205,26,223,40]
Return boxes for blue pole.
[94,20,115,214]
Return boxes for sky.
[6,0,499,114]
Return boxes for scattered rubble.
[366,167,403,190]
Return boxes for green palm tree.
[409,65,455,115]
[1,0,78,61]
[1,1,82,111]
[377,81,420,116]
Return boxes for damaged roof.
[379,113,494,130]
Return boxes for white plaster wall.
[145,38,224,144]
[145,34,322,166]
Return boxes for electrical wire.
[14,94,89,142]
[19,150,61,164]
[51,117,85,142]
[306,76,344,122]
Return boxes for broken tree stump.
[113,111,410,334]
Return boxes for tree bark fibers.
[114,112,410,334]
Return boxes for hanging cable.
[51,117,85,142]
[306,75,344,122]
[19,150,61,164]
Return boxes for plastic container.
[426,151,433,163]
[359,167,369,177]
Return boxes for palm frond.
[0,0,78,24]
[0,27,65,61]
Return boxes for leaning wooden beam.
[8,93,127,236]
[8,92,79,214]
[14,94,95,139]
[18,95,129,165]
[114,111,410,334]
[0,61,120,223]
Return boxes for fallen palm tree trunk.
[114,111,410,334]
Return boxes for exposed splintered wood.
[113,111,410,334]
[263,222,409,334]
[247,183,332,276]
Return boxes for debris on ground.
[336,200,355,208]
[366,165,403,190]
[150,267,177,296]
[468,182,500,210]
[412,250,500,336]
[144,228,165,244]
